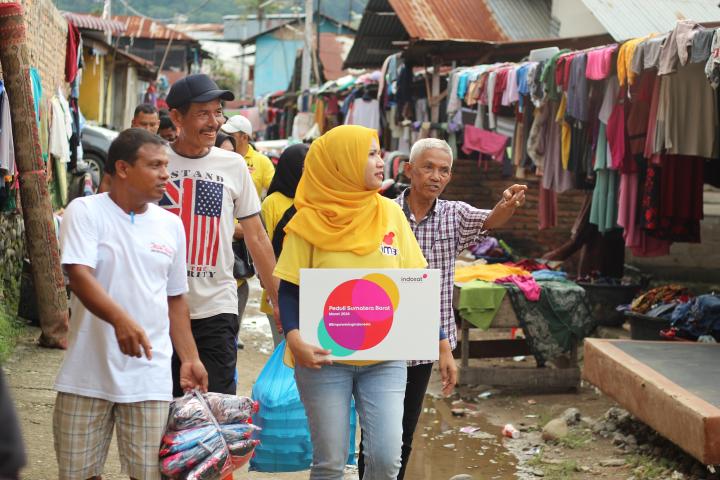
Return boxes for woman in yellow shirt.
[274,125,428,479]
[260,143,308,347]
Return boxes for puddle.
[405,396,517,479]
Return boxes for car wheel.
[83,153,105,189]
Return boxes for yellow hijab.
[285,125,388,256]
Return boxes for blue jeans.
[295,361,407,480]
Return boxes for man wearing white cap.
[221,115,275,199]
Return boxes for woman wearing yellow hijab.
[274,125,427,479]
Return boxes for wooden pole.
[430,59,440,138]
[0,3,68,348]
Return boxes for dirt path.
[7,279,696,480]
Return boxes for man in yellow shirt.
[221,115,275,350]
[221,115,275,198]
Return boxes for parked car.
[81,124,118,180]
[66,125,118,204]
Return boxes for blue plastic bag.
[250,341,357,472]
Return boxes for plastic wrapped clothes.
[161,390,261,480]
[166,392,259,431]
[160,423,258,457]
[161,438,260,477]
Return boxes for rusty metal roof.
[388,0,507,42]
[62,12,126,34]
[345,0,556,68]
[113,16,197,42]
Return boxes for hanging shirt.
[658,21,700,75]
[566,53,588,121]
[586,45,617,80]
[690,28,714,64]
[502,66,519,106]
[618,36,652,85]
[49,96,72,162]
[345,98,380,134]
[462,125,509,162]
[29,68,42,126]
[706,29,720,88]
[0,82,15,174]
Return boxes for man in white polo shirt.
[54,128,207,480]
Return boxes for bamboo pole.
[0,3,68,348]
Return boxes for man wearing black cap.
[162,74,279,396]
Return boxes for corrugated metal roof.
[344,0,406,68]
[580,0,720,41]
[113,16,196,41]
[345,0,559,67]
[485,0,553,40]
[388,0,507,42]
[62,12,126,34]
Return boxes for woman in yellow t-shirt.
[274,125,428,479]
[260,143,308,347]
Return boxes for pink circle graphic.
[323,279,394,351]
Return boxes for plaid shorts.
[53,392,169,480]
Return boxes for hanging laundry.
[586,45,617,80]
[49,94,72,162]
[29,67,42,126]
[462,125,509,162]
[706,29,720,88]
[0,81,15,175]
[345,97,380,134]
[65,21,81,83]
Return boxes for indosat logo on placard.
[319,272,429,356]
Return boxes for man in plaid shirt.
[359,138,527,479]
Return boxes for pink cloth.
[586,45,618,80]
[462,125,509,162]
[495,275,541,301]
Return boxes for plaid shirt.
[396,189,490,367]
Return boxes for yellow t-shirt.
[259,192,294,314]
[274,198,427,284]
[244,145,275,198]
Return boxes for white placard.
[299,269,440,361]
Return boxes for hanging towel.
[462,125,509,162]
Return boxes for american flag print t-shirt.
[162,146,261,319]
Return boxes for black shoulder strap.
[272,205,297,258]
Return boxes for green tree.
[210,59,239,94]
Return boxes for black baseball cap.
[166,74,234,109]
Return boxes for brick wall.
[0,0,67,97]
[443,156,587,258]
[0,0,67,303]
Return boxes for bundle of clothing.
[455,261,592,364]
[160,391,261,479]
[666,294,720,341]
[444,20,720,251]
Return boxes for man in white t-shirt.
[163,74,280,396]
[54,128,208,480]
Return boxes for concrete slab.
[583,339,720,464]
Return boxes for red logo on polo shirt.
[380,232,398,256]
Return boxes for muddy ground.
[5,279,714,479]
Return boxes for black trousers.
[357,363,433,480]
[171,313,239,397]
